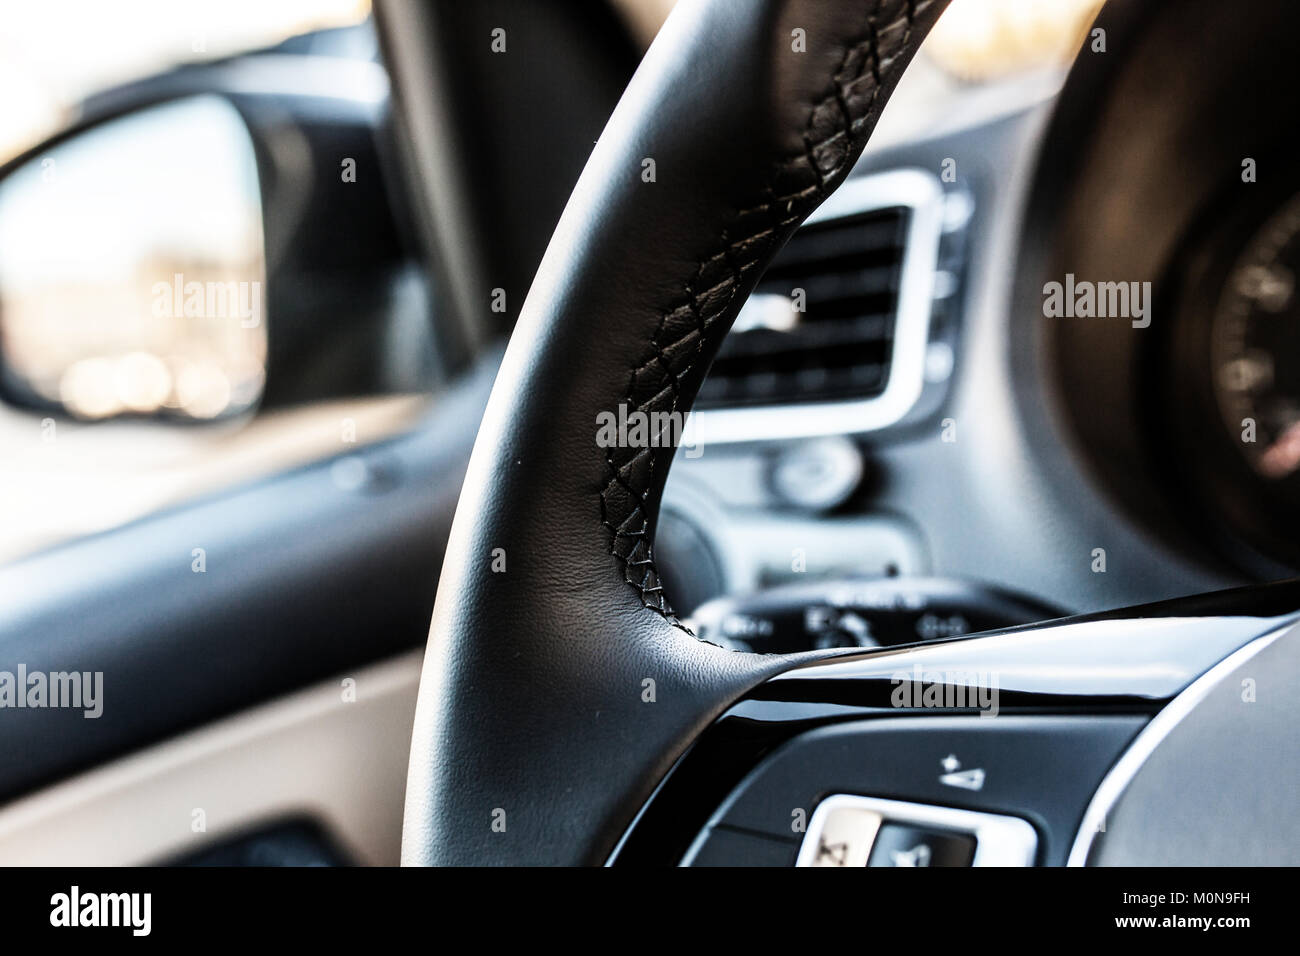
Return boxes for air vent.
[696,206,907,408]
[691,168,950,445]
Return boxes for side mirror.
[0,95,267,421]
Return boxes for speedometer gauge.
[1211,192,1300,481]
[1160,180,1300,573]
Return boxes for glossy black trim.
[610,579,1300,865]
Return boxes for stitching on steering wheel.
[599,0,934,634]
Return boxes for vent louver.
[697,206,908,409]
[688,168,955,444]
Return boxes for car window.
[0,0,432,564]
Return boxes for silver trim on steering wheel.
[1066,625,1294,866]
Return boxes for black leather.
[402,0,949,865]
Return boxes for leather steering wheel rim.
[402,0,951,866]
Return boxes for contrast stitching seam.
[599,0,930,635]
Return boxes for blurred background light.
[0,0,371,163]
[925,0,1106,82]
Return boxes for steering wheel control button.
[867,824,975,867]
[938,753,986,791]
[794,795,1037,867]
[794,803,883,867]
[705,716,1144,864]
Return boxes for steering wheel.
[400,0,1300,866]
